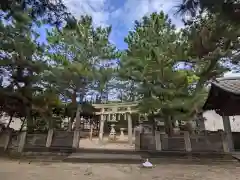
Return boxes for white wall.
[203,110,240,132]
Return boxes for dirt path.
[0,159,239,180]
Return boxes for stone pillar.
[119,128,125,141]
[127,111,133,145]
[72,130,81,148]
[219,130,230,152]
[46,129,54,148]
[98,108,105,142]
[160,134,168,150]
[222,116,234,152]
[199,119,205,131]
[18,131,27,153]
[89,122,93,141]
[155,131,161,151]
[184,131,192,152]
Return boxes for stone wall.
[8,132,20,151]
[232,132,240,150]
[0,130,76,153]
[0,132,9,147]
[25,133,47,148]
[51,131,74,147]
[162,135,185,151]
[0,129,230,153]
[191,132,223,152]
[138,131,225,152]
[140,133,155,150]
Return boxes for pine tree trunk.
[150,113,156,136]
[75,105,81,130]
[6,114,13,129]
[26,107,34,133]
[165,116,173,136]
[67,90,77,132]
[19,117,26,132]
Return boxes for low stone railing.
[0,129,232,153]
[136,130,231,153]
[0,129,78,153]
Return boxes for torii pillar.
[99,108,105,142]
[127,107,133,145]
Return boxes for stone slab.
[68,153,141,159]
[65,153,142,164]
[232,152,240,161]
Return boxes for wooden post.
[46,129,54,148]
[222,116,234,152]
[184,131,192,152]
[18,131,27,152]
[155,131,162,151]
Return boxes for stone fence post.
[134,130,141,151]
[219,130,230,153]
[161,134,168,150]
[72,130,80,149]
[155,131,162,151]
[183,131,192,152]
[46,129,54,148]
[18,131,27,152]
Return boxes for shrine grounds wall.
[0,129,235,155]
[136,130,228,152]
[0,130,75,154]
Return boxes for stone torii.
[92,102,138,145]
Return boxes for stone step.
[64,153,142,164]
[64,152,238,164]
[17,154,69,163]
[23,147,74,153]
[231,152,240,161]
[76,148,138,154]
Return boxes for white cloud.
[63,0,183,28]
[111,0,174,28]
[63,0,110,27]
[62,0,184,48]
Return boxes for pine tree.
[176,0,240,24]
[46,15,118,130]
[0,12,48,132]
[119,11,196,134]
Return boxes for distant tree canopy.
[0,0,74,26]
[176,0,240,24]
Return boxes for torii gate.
[92,102,139,145]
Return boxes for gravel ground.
[0,159,240,180]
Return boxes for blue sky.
[38,0,184,50]
[36,0,240,80]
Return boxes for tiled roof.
[212,77,240,95]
